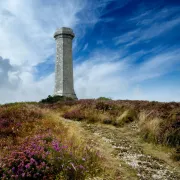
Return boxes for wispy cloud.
[0,0,85,66]
[115,6,180,46]
[82,43,89,51]
[130,49,180,82]
[74,50,128,98]
[74,46,180,101]
[130,6,180,25]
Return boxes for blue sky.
[0,0,180,103]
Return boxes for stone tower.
[54,27,77,99]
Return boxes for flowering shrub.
[0,104,44,148]
[53,144,103,180]
[77,99,95,108]
[95,101,113,111]
[0,133,103,179]
[0,135,53,179]
[63,108,85,121]
[0,105,43,135]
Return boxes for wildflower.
[79,165,85,169]
[52,140,60,151]
[41,162,46,167]
[25,163,30,169]
[12,167,15,172]
[30,158,35,164]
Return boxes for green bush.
[97,97,112,101]
[40,95,74,104]
[162,112,180,147]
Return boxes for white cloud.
[0,0,111,104]
[74,51,129,99]
[0,0,85,103]
[0,73,54,103]
[0,56,54,103]
[130,49,180,82]
[74,48,180,102]
[130,6,180,25]
[114,29,140,45]
[0,0,85,67]
[139,17,180,41]
[115,6,180,46]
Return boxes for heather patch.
[63,108,85,121]
[0,133,103,180]
[0,103,104,179]
[0,104,44,147]
[0,134,53,179]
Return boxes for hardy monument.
[54,27,77,99]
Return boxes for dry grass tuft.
[114,109,137,126]
[138,111,163,143]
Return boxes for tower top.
[54,27,75,39]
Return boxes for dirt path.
[63,118,180,180]
[82,121,180,180]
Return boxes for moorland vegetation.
[0,96,179,179]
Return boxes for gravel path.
[81,123,180,180]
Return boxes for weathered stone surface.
[54,27,77,99]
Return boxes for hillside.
[0,98,180,179]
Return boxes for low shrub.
[97,97,112,101]
[76,99,95,109]
[162,111,180,147]
[40,95,74,104]
[63,108,85,121]
[0,104,43,122]
[95,101,117,111]
[0,134,53,179]
[0,104,43,139]
[0,134,103,180]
